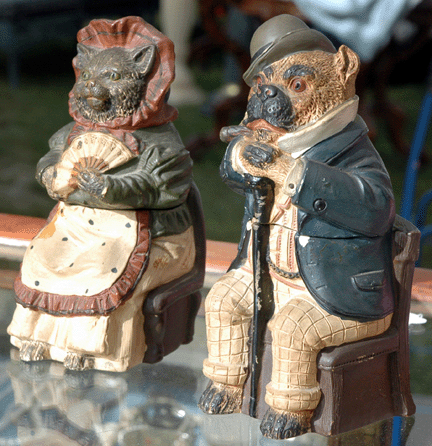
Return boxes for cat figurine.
[8,16,200,372]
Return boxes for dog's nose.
[263,85,278,98]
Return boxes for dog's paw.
[260,408,313,439]
[198,380,243,414]
[243,143,278,168]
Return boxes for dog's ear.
[335,45,359,96]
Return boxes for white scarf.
[278,96,359,157]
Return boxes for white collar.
[278,96,359,158]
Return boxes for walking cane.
[246,174,275,417]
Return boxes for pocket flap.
[352,270,385,291]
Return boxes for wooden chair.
[142,182,206,364]
[241,215,420,436]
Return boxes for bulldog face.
[243,45,359,131]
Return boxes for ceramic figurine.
[199,14,399,439]
[8,16,204,373]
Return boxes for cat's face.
[72,44,155,123]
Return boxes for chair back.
[392,215,421,332]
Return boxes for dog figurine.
[199,15,395,439]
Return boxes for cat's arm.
[36,122,75,187]
[69,124,193,209]
[102,142,192,209]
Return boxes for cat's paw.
[76,169,106,197]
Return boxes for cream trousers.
[203,266,392,412]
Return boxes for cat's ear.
[76,44,100,69]
[77,43,100,59]
[130,45,156,76]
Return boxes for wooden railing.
[1,213,431,311]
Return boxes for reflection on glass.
[0,311,429,445]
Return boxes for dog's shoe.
[198,380,243,414]
[260,407,313,439]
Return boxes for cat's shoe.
[64,352,95,371]
[19,341,49,362]
[198,380,243,414]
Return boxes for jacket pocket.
[352,270,385,291]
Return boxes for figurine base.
[10,336,134,372]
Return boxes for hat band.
[250,42,272,64]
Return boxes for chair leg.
[143,312,166,364]
[390,352,416,416]
[182,292,202,345]
[313,368,344,436]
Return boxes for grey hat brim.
[243,27,336,87]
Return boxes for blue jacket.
[222,116,395,322]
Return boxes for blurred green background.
[0,37,432,260]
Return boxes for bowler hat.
[243,15,336,86]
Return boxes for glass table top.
[0,285,431,446]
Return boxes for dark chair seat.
[142,182,206,364]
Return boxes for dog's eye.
[290,77,307,92]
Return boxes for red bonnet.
[68,16,178,131]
